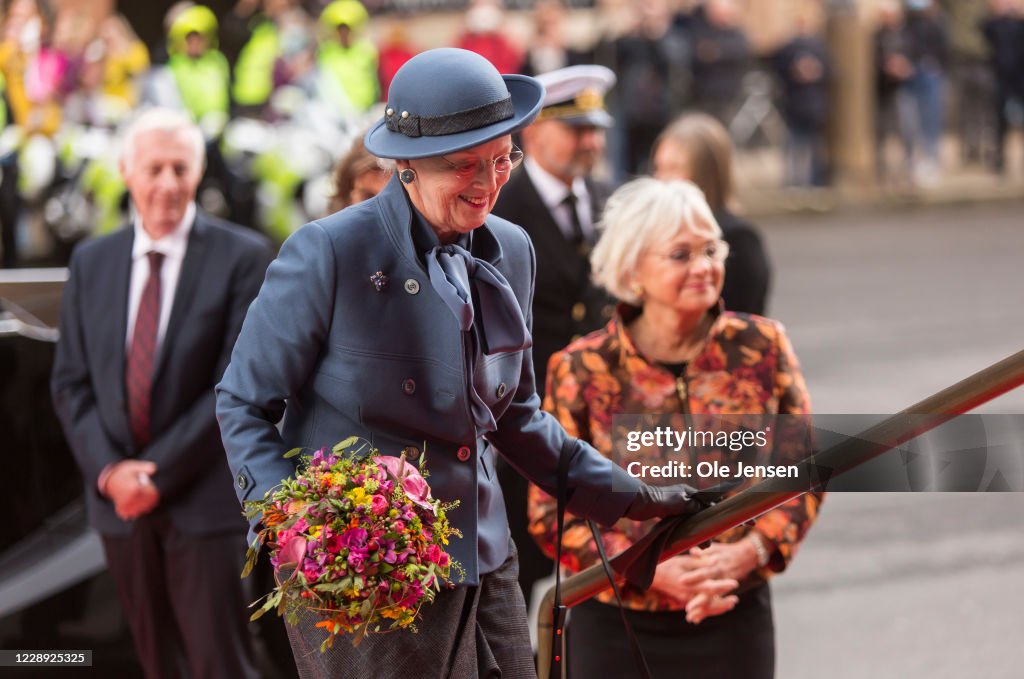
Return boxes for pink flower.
[401,473,434,511]
[348,551,367,573]
[326,533,344,553]
[375,455,434,511]
[278,532,307,567]
[339,527,368,549]
[370,494,389,516]
[426,544,442,564]
[301,558,323,581]
[382,540,398,564]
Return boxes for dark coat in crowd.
[772,35,831,131]
[716,208,771,316]
[874,23,915,98]
[904,8,950,73]
[981,14,1024,91]
[689,9,751,121]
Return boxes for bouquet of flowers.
[243,437,462,650]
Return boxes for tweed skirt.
[284,538,537,679]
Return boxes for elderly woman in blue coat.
[216,48,700,678]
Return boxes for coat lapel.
[99,227,134,443]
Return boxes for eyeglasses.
[439,146,525,179]
[653,239,730,266]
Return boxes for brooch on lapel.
[370,271,389,292]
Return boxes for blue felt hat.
[364,48,545,160]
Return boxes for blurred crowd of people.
[0,0,1023,268]
[874,0,1024,187]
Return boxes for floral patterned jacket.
[527,305,824,611]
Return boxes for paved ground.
[760,201,1024,678]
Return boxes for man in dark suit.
[491,64,617,617]
[51,108,272,679]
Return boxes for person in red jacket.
[377,21,416,99]
[454,0,523,74]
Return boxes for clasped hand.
[649,539,760,624]
[106,460,160,520]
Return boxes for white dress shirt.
[125,202,196,354]
[523,157,595,243]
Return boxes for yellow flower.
[309,525,322,538]
[347,487,370,505]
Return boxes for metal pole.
[536,349,1024,678]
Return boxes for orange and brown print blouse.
[527,305,824,611]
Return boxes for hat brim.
[364,75,545,160]
[554,110,615,129]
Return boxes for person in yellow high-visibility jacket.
[317,0,379,112]
[166,5,230,125]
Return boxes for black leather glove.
[624,483,704,521]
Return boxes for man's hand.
[105,460,160,520]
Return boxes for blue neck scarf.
[412,209,531,432]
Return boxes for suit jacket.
[216,177,640,585]
[492,170,615,386]
[51,210,274,536]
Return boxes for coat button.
[602,304,615,319]
[456,445,471,462]
[236,473,248,490]
[403,445,420,461]
[402,378,416,395]
[404,279,420,294]
[495,382,507,399]
[571,302,586,322]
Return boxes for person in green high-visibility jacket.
[167,5,230,124]
[230,0,299,110]
[317,0,379,112]
[231,18,279,109]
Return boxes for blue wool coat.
[216,177,641,584]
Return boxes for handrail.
[536,348,1024,678]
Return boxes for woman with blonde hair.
[529,177,822,678]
